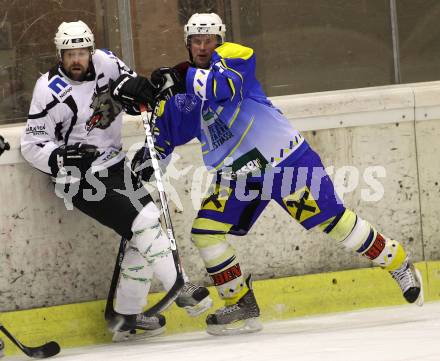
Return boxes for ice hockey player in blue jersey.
[110,13,423,336]
[21,20,212,342]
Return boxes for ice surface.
[6,302,440,361]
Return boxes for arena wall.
[1,81,439,311]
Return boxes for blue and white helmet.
[184,13,226,46]
[54,20,95,59]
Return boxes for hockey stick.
[0,324,60,359]
[137,101,185,317]
[105,96,184,324]
[104,235,128,322]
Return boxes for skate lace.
[217,303,241,315]
[181,282,199,296]
[136,314,157,325]
[390,262,415,292]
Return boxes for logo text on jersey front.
[48,77,72,100]
[26,124,48,136]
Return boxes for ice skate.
[176,282,213,316]
[206,275,262,336]
[389,257,423,306]
[111,312,166,342]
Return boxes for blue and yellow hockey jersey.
[153,42,308,175]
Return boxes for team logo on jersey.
[207,119,233,149]
[48,76,72,100]
[202,104,233,150]
[202,106,215,122]
[283,186,321,223]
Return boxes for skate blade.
[414,269,424,307]
[183,296,214,317]
[206,317,263,336]
[112,326,166,342]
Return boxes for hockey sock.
[151,231,189,291]
[116,202,180,315]
[320,208,407,270]
[115,247,153,315]
[224,282,249,306]
[191,218,244,299]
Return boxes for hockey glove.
[109,74,156,108]
[131,146,154,182]
[151,66,186,100]
[0,135,10,156]
[87,90,123,132]
[49,142,100,178]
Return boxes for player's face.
[61,48,91,81]
[188,34,219,68]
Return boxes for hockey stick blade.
[142,274,185,317]
[0,325,60,358]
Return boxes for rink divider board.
[1,261,438,356]
[5,79,440,167]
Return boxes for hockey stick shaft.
[104,236,128,321]
[0,324,60,358]
[138,103,184,316]
[105,102,184,322]
[140,104,178,253]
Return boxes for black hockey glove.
[109,74,156,108]
[0,135,10,156]
[87,89,123,132]
[151,66,186,100]
[131,146,154,182]
[49,143,100,178]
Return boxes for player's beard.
[66,63,88,81]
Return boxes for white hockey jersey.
[21,49,134,175]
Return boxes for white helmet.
[184,13,226,46]
[54,20,95,59]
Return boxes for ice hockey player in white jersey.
[20,20,212,341]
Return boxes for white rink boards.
[6,302,440,361]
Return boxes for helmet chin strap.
[186,48,198,68]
